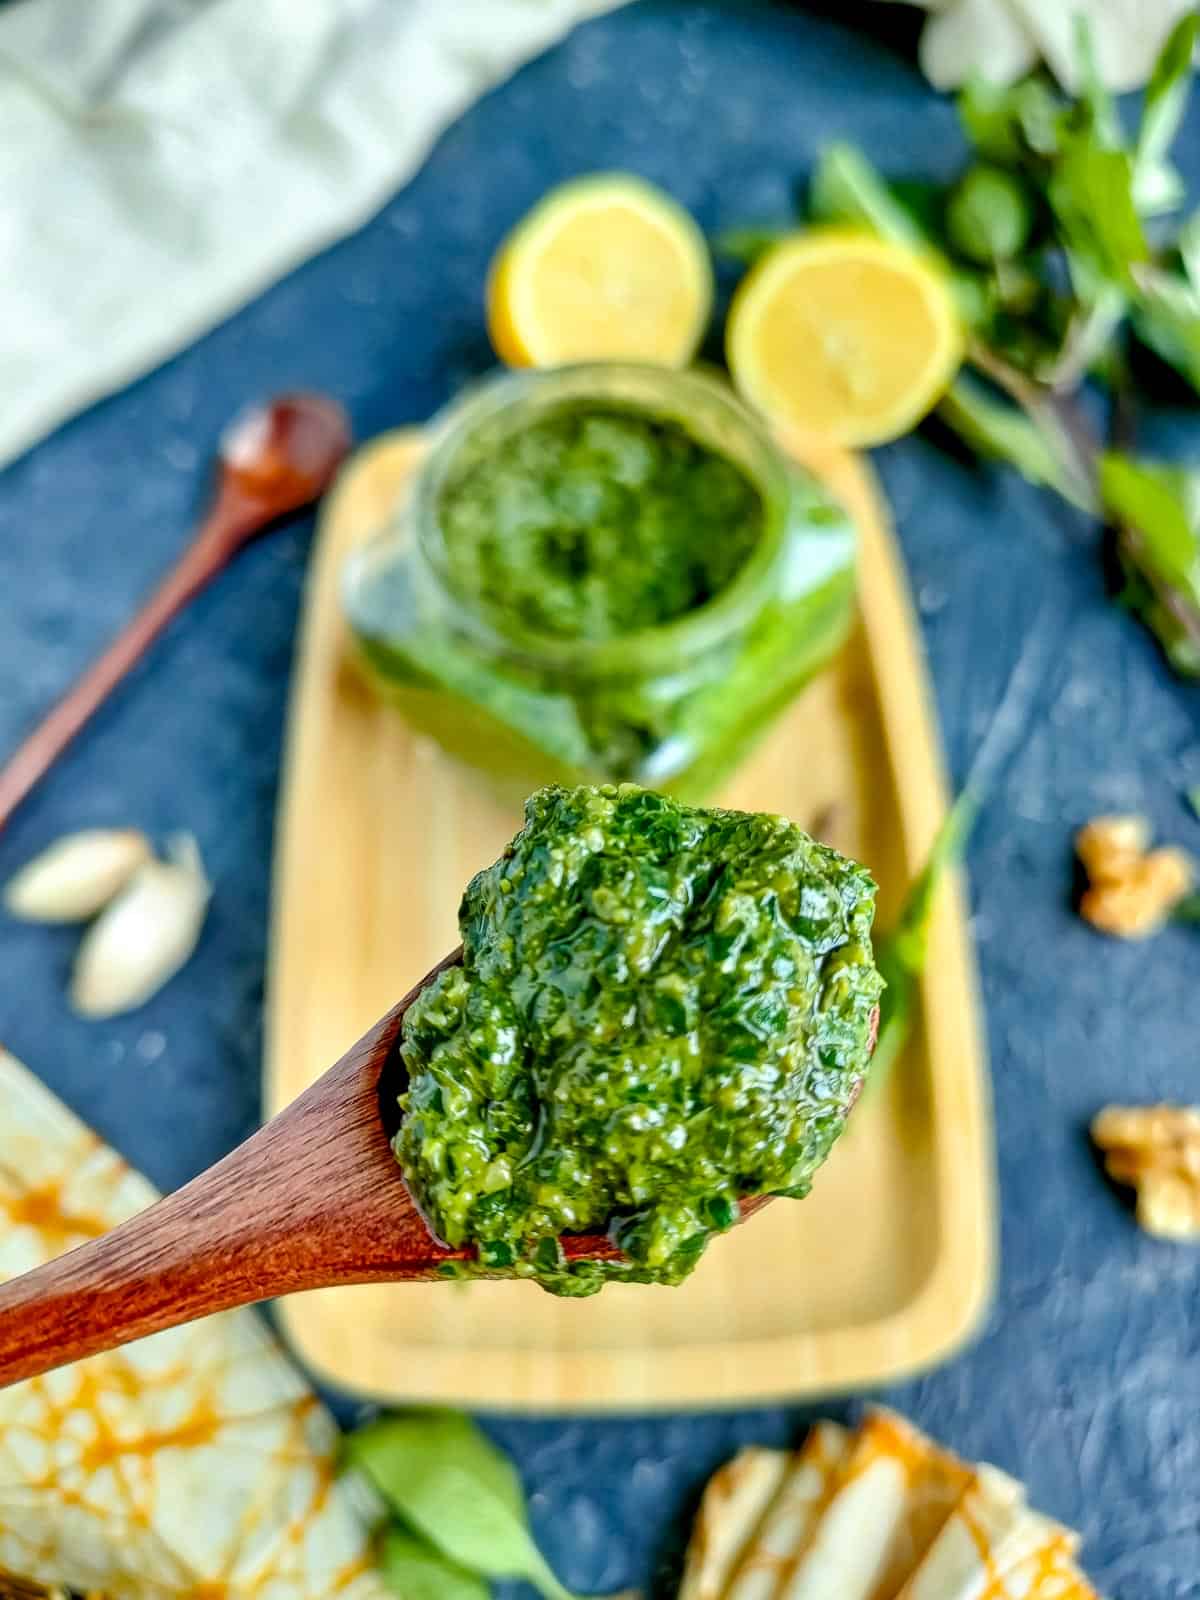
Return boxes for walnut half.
[1075,814,1193,939]
[1092,1104,1200,1240]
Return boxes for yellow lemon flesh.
[726,228,964,448]
[488,173,713,368]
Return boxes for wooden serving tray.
[264,429,994,1411]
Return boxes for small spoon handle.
[0,979,461,1391]
[0,489,253,832]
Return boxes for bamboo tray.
[264,428,994,1411]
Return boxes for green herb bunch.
[728,14,1200,674]
[344,1410,613,1600]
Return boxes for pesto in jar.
[438,405,765,641]
[394,784,883,1296]
[344,366,859,806]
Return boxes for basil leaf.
[869,595,1061,1094]
[867,950,915,1090]
[1132,267,1200,389]
[1044,25,1146,283]
[947,268,999,330]
[945,165,1033,263]
[809,143,929,248]
[957,75,1023,163]
[345,1412,581,1600]
[1134,215,1200,392]
[1100,454,1200,593]
[1049,140,1147,288]
[1071,14,1122,149]
[889,789,979,974]
[1178,210,1200,289]
[1137,13,1199,180]
[869,789,979,1091]
[958,73,1063,163]
[379,1529,491,1600]
[1131,14,1198,216]
[937,374,1096,512]
[1042,281,1126,388]
[1099,453,1200,675]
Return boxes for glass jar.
[343,364,857,805]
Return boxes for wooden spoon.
[0,947,789,1390]
[0,393,351,831]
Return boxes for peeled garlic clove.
[4,828,152,922]
[70,835,211,1019]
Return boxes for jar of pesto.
[343,364,857,804]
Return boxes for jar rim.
[411,363,795,680]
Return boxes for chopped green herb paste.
[438,405,764,641]
[394,784,882,1296]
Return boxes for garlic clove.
[70,835,211,1019]
[4,829,152,922]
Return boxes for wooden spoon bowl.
[0,393,351,831]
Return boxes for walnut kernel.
[1075,814,1193,939]
[1092,1104,1200,1240]
[1075,814,1150,882]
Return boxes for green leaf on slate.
[946,268,999,330]
[345,1412,582,1600]
[1178,210,1200,289]
[957,75,1023,164]
[937,375,1095,511]
[1099,453,1200,675]
[1132,268,1200,390]
[379,1529,491,1600]
[1041,24,1146,287]
[945,165,1033,263]
[1071,14,1122,149]
[869,788,979,1091]
[1137,13,1200,180]
[809,143,928,248]
[1130,13,1197,216]
[1043,281,1126,388]
[1186,785,1200,822]
[1049,140,1147,288]
[1099,454,1200,593]
[957,73,1063,163]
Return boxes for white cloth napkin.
[0,0,627,470]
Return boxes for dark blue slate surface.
[2,3,1199,1595]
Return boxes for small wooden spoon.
[0,393,351,831]
[0,949,784,1390]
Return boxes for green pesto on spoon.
[0,785,880,1386]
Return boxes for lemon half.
[726,228,963,448]
[488,173,713,368]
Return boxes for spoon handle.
[0,992,457,1391]
[0,491,248,831]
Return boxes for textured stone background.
[2,3,1199,1595]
